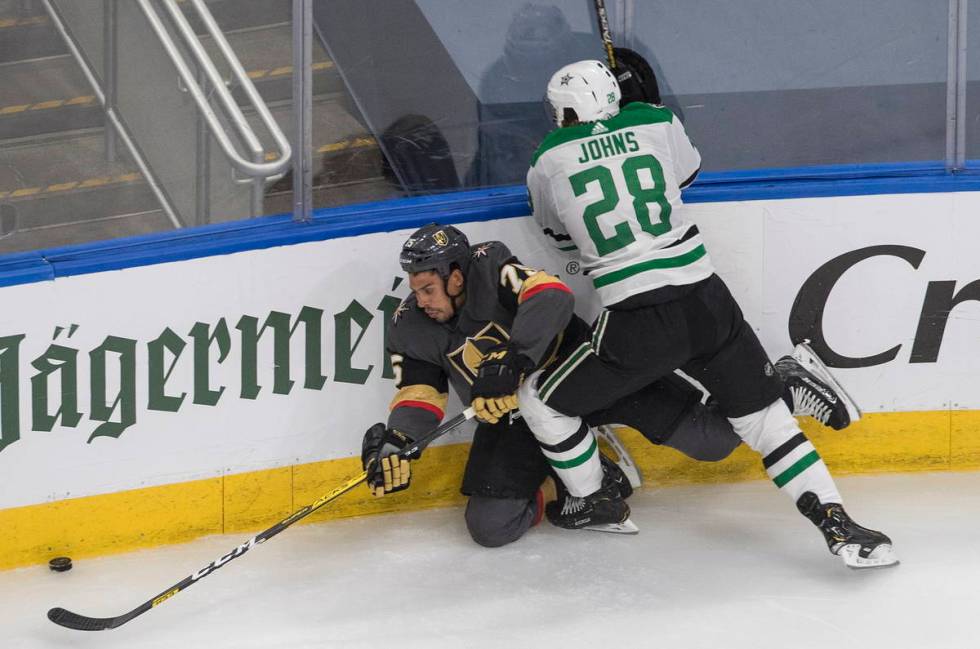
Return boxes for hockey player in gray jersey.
[519,60,897,569]
[360,222,864,549]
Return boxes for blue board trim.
[686,162,980,203]
[2,163,980,289]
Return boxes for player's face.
[409,271,455,322]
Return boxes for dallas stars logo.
[560,73,573,86]
[472,243,493,259]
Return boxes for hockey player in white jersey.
[520,60,897,569]
[362,223,866,547]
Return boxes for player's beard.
[425,307,451,322]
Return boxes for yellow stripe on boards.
[292,445,470,523]
[1,409,978,571]
[952,410,980,468]
[223,466,292,534]
[613,409,956,488]
[0,444,470,571]
[0,477,223,572]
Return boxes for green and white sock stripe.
[763,432,821,488]
[538,342,593,402]
[538,422,598,469]
[592,312,610,355]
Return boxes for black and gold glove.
[361,423,418,497]
[470,344,534,424]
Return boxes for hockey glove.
[614,47,661,106]
[471,344,534,424]
[361,423,419,497]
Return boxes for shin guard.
[518,371,603,497]
[728,400,841,504]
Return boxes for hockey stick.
[591,0,661,104]
[47,407,476,632]
[592,0,619,72]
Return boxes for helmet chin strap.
[442,272,466,318]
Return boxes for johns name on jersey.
[577,131,639,164]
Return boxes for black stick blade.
[48,607,116,631]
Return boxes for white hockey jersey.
[527,103,714,307]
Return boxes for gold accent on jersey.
[388,384,449,413]
[517,271,566,303]
[499,262,538,295]
[446,322,511,385]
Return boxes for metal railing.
[42,0,184,228]
[139,0,292,216]
[43,0,292,226]
[946,0,969,171]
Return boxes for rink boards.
[1,190,979,569]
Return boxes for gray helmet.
[399,223,471,277]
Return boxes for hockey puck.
[48,557,72,572]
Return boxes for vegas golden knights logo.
[433,230,449,246]
[447,322,510,384]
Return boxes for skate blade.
[837,543,899,570]
[596,425,643,489]
[792,340,862,424]
[580,518,640,535]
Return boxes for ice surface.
[3,472,977,649]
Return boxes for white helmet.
[546,60,621,127]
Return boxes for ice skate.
[596,425,643,489]
[547,461,638,534]
[797,492,898,569]
[600,449,634,500]
[775,341,861,430]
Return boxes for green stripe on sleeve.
[592,245,707,288]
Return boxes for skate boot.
[596,425,643,489]
[796,492,898,569]
[546,463,638,534]
[775,341,861,430]
[600,451,634,500]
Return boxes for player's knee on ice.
[464,496,537,548]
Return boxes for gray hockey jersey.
[386,241,575,438]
